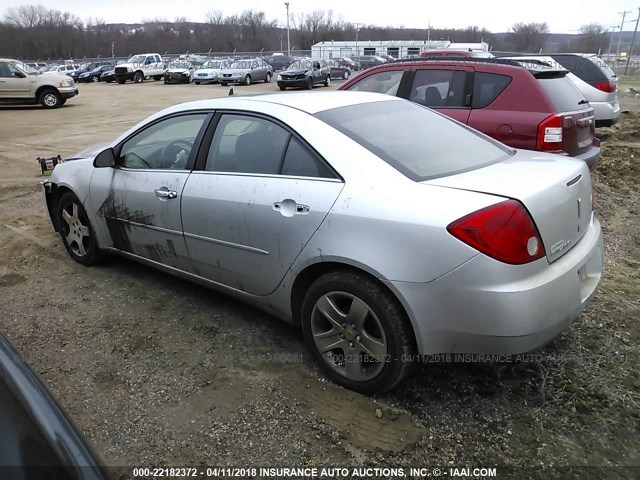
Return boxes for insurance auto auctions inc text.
[255,466,497,478]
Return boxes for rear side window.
[315,99,513,181]
[346,70,404,96]
[472,72,511,108]
[537,76,590,112]
[409,70,467,108]
[550,55,608,83]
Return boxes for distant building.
[311,40,490,59]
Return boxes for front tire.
[265,72,272,83]
[57,192,102,266]
[39,89,62,108]
[220,82,228,87]
[279,85,286,91]
[301,271,415,394]
[343,70,350,80]
[133,71,144,83]
[306,77,313,90]
[117,78,125,84]
[324,75,331,87]
[244,75,251,86]
[91,75,99,83]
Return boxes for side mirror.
[14,71,26,78]
[94,148,116,168]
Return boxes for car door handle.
[154,187,177,199]
[273,199,309,217]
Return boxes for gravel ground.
[0,77,639,479]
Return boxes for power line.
[616,10,632,56]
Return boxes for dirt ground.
[0,77,639,478]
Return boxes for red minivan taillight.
[592,80,615,93]
[447,200,546,265]
[536,114,564,152]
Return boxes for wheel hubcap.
[62,203,90,256]
[44,94,57,106]
[311,291,387,381]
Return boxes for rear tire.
[306,77,313,90]
[57,192,103,266]
[324,75,331,87]
[301,271,416,394]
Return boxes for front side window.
[409,69,468,108]
[346,70,404,96]
[0,62,13,77]
[120,114,207,170]
[205,114,333,178]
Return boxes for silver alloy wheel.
[244,75,251,85]
[91,75,98,82]
[310,291,387,381]
[343,71,349,79]
[43,93,58,107]
[61,202,90,257]
[326,75,331,86]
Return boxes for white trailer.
[311,40,490,59]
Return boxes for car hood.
[40,72,73,82]
[223,68,250,74]
[282,69,310,75]
[167,68,191,74]
[66,142,112,161]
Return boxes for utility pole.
[617,10,631,56]
[624,7,640,75]
[355,22,361,57]
[284,3,290,56]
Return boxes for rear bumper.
[574,141,600,171]
[390,216,603,355]
[593,98,621,127]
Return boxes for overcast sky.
[2,0,639,33]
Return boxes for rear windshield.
[537,76,590,112]
[550,55,608,82]
[315,99,513,181]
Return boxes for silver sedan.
[42,92,603,394]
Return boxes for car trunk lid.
[533,70,596,157]
[424,151,592,263]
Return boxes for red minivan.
[339,59,600,169]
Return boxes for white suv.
[0,58,78,108]
[500,54,620,127]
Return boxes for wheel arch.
[290,261,417,351]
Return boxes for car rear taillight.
[536,114,564,152]
[592,80,616,93]
[447,200,546,265]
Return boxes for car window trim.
[113,111,214,171]
[193,109,343,181]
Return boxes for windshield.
[127,55,146,64]
[169,61,191,69]
[231,60,252,69]
[202,60,228,69]
[288,60,312,71]
[315,99,513,181]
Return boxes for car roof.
[162,91,399,116]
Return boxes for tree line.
[0,5,613,60]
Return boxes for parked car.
[71,62,112,81]
[99,68,115,83]
[327,59,352,80]
[420,49,494,58]
[335,57,360,71]
[496,54,621,128]
[42,64,80,76]
[218,58,273,86]
[193,59,231,85]
[164,60,199,84]
[0,333,108,478]
[340,58,601,170]
[78,65,114,83]
[277,58,331,90]
[0,58,78,108]
[350,55,387,70]
[264,54,296,71]
[42,92,603,394]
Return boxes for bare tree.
[510,22,549,52]
[575,23,609,53]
